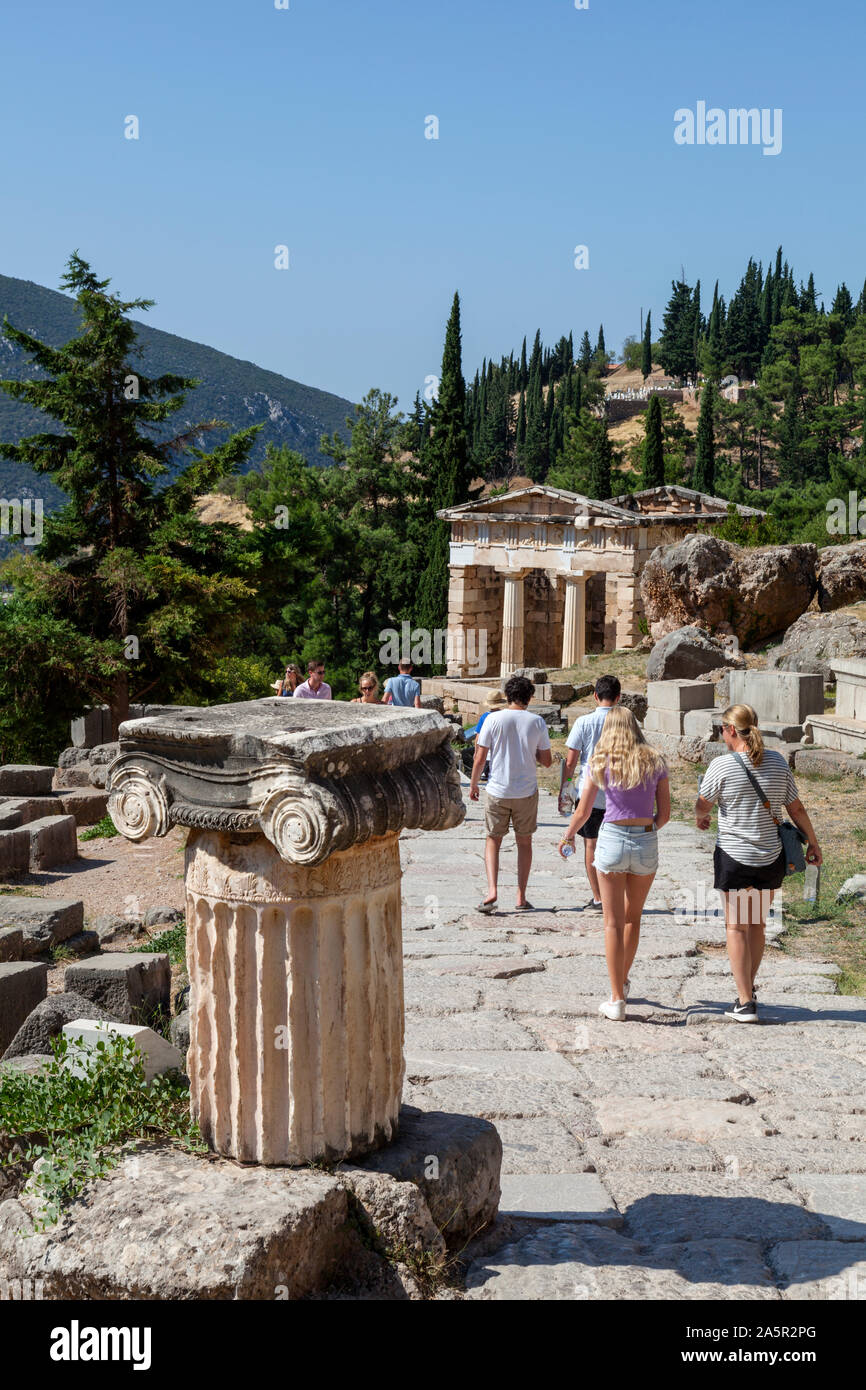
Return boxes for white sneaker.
[598,998,626,1021]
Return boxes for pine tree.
[692,383,715,494]
[832,283,855,329]
[642,395,665,488]
[415,292,470,647]
[0,253,259,733]
[641,310,652,380]
[658,279,698,380]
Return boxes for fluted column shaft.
[561,574,586,669]
[500,573,526,676]
[184,828,404,1165]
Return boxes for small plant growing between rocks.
[79,813,119,842]
[140,921,187,967]
[0,1032,205,1231]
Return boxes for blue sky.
[1,0,864,411]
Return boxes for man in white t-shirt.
[469,674,552,912]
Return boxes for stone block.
[0,828,30,877]
[53,766,94,790]
[646,679,715,712]
[64,952,170,1024]
[0,801,23,830]
[0,897,84,957]
[834,659,866,721]
[94,914,147,946]
[27,815,78,871]
[0,961,48,1054]
[63,1019,183,1084]
[0,765,55,797]
[794,747,864,778]
[643,707,685,735]
[55,789,109,826]
[728,669,824,725]
[0,796,59,827]
[2,991,119,1059]
[682,707,724,738]
[0,1145,361,1299]
[808,715,866,757]
[58,746,91,769]
[169,1009,190,1057]
[498,1173,621,1226]
[352,1104,501,1247]
[759,720,807,742]
[62,931,100,957]
[70,706,112,749]
[337,1168,446,1259]
[0,928,23,962]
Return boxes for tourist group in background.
[272,658,422,707]
[470,672,823,1026]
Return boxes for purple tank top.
[602,767,667,822]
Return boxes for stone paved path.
[399,782,866,1300]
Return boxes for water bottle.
[559,840,575,860]
[803,863,820,903]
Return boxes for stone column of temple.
[560,572,586,670]
[499,571,527,676]
[185,829,403,1166]
[106,699,464,1167]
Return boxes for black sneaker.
[724,999,758,1023]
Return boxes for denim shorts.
[594,823,659,876]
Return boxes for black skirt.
[713,845,787,892]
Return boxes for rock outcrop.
[816,542,866,612]
[766,612,866,682]
[640,534,818,647]
[646,627,743,682]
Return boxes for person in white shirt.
[469,675,552,913]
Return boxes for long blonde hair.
[589,705,667,790]
[722,703,764,766]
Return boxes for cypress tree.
[415,292,470,646]
[516,388,526,452]
[520,336,528,388]
[578,331,593,373]
[589,419,613,500]
[594,324,606,366]
[641,310,652,380]
[692,383,715,494]
[642,394,665,488]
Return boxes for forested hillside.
[0,272,353,511]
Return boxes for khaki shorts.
[484,789,539,838]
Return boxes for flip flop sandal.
[477,900,498,914]
[514,901,535,911]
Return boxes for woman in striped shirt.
[695,703,822,1023]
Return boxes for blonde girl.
[562,706,670,1020]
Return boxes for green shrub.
[0,1033,205,1229]
[79,813,119,841]
[140,921,187,968]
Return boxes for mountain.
[0,272,355,515]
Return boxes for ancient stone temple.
[106,700,464,1165]
[438,484,765,676]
